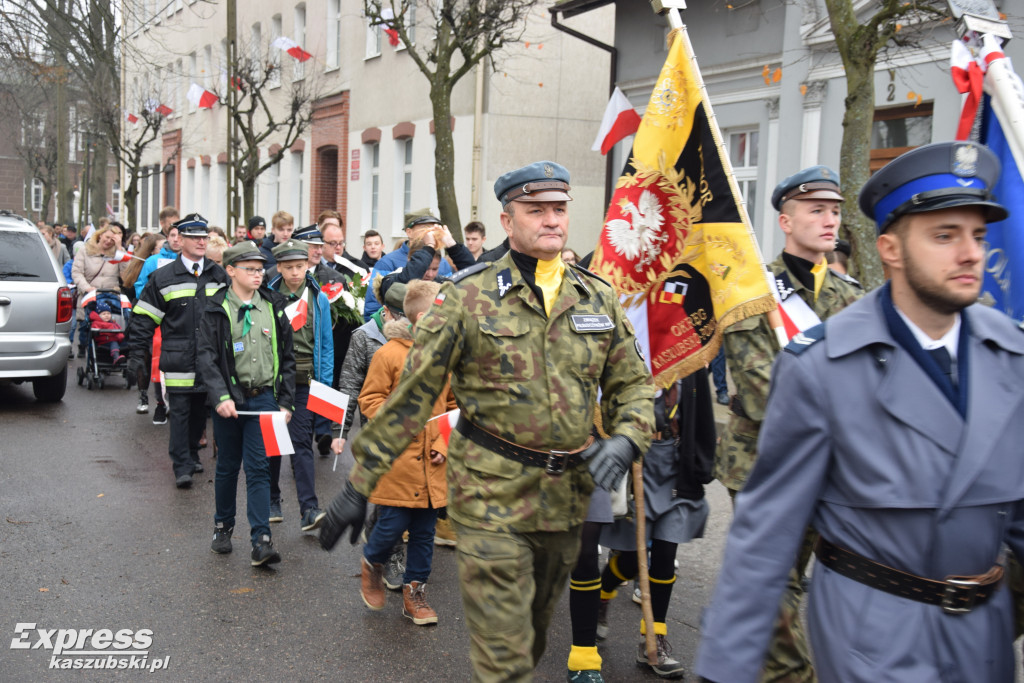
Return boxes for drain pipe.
[550,7,618,208]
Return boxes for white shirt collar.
[894,305,960,361]
[180,255,202,275]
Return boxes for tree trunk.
[430,80,462,240]
[90,140,108,220]
[241,173,256,223]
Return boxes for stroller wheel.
[76,367,84,385]
[86,375,94,390]
[98,376,105,390]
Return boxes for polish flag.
[284,297,308,331]
[430,409,460,447]
[320,282,346,304]
[306,380,348,424]
[767,276,820,341]
[108,249,134,264]
[271,36,313,62]
[591,87,642,155]
[186,83,218,109]
[260,412,294,456]
[124,111,138,124]
[380,8,400,46]
[155,103,173,116]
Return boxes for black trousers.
[167,392,207,477]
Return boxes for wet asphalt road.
[2,358,744,681]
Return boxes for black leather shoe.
[175,474,193,489]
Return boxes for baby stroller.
[76,289,135,390]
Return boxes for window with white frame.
[293,4,306,81]
[370,142,380,231]
[188,52,197,112]
[366,14,381,59]
[31,179,43,212]
[269,14,282,89]
[112,180,121,216]
[20,112,45,148]
[398,6,416,49]
[250,23,262,70]
[290,152,304,226]
[327,0,340,69]
[400,138,413,215]
[726,128,759,214]
[203,45,213,89]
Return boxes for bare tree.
[823,0,947,288]
[364,0,539,239]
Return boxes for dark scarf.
[781,252,816,293]
[510,250,546,306]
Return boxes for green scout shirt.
[283,283,315,382]
[225,288,276,390]
[714,252,863,491]
[348,251,655,534]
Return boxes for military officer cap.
[271,240,309,262]
[292,224,324,244]
[405,209,441,230]
[383,282,407,318]
[494,161,573,207]
[859,141,1009,233]
[173,212,210,237]
[223,241,266,267]
[834,238,851,257]
[247,215,266,230]
[771,166,844,211]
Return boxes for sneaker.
[596,598,611,641]
[434,517,457,547]
[300,507,326,532]
[192,461,204,474]
[269,502,283,523]
[716,389,730,405]
[113,354,126,367]
[402,581,438,625]
[211,523,233,554]
[250,535,281,566]
[632,583,642,605]
[383,544,407,591]
[361,557,386,610]
[636,635,685,679]
[567,670,604,683]
[152,403,168,425]
[316,433,333,457]
[175,473,192,489]
[136,392,149,414]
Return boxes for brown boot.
[360,557,386,610]
[402,581,438,625]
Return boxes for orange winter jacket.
[358,321,455,509]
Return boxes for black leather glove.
[582,435,638,491]
[127,356,146,383]
[318,481,368,551]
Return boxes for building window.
[269,14,282,89]
[150,165,161,227]
[31,179,43,212]
[327,0,340,69]
[366,15,381,59]
[400,6,416,49]
[188,52,197,112]
[293,4,307,81]
[112,180,121,216]
[727,128,759,212]
[401,138,413,215]
[250,22,262,68]
[870,103,933,172]
[370,142,380,231]
[291,151,304,227]
[203,45,213,89]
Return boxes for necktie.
[238,304,255,337]
[192,262,200,277]
[928,346,955,386]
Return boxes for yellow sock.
[639,620,667,636]
[567,645,602,672]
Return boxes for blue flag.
[979,94,1024,322]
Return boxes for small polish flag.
[306,380,348,424]
[284,296,308,331]
[186,82,218,109]
[380,8,401,47]
[271,36,313,62]
[320,282,346,303]
[108,249,134,264]
[433,293,446,306]
[430,409,460,447]
[155,103,173,116]
[260,412,294,456]
[591,87,642,155]
[124,111,138,124]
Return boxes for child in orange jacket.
[357,280,455,626]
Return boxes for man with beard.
[697,141,1024,682]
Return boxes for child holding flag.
[197,241,296,566]
[266,240,334,531]
[349,280,455,625]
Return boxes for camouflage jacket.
[714,252,862,491]
[348,251,655,533]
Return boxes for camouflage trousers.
[730,489,817,683]
[453,521,582,683]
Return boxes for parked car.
[0,211,74,401]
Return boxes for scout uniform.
[697,141,1024,683]
[196,241,296,566]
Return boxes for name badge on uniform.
[570,314,614,333]
[233,341,245,353]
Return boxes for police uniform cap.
[859,141,1008,233]
[174,212,210,236]
[247,215,266,230]
[494,161,572,206]
[771,166,843,211]
[223,241,266,267]
[271,239,309,262]
[383,282,407,317]
[292,223,324,244]
[404,209,441,230]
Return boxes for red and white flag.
[186,82,218,109]
[124,111,138,124]
[284,297,308,331]
[380,8,401,47]
[591,87,642,155]
[951,40,983,140]
[78,290,97,308]
[767,274,820,341]
[429,409,460,447]
[320,282,346,304]
[260,412,294,456]
[271,36,313,62]
[306,380,348,424]
[155,103,173,116]
[108,249,133,264]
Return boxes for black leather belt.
[244,385,273,397]
[454,415,592,476]
[815,537,1004,614]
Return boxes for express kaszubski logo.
[10,623,169,672]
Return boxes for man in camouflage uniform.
[319,161,654,682]
[715,167,862,683]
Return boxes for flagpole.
[657,1,789,347]
[983,38,1024,170]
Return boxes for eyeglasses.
[184,235,209,241]
[324,241,344,248]
[233,266,265,276]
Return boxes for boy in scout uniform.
[196,241,296,567]
[318,161,654,682]
[697,141,1024,682]
[715,166,862,682]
